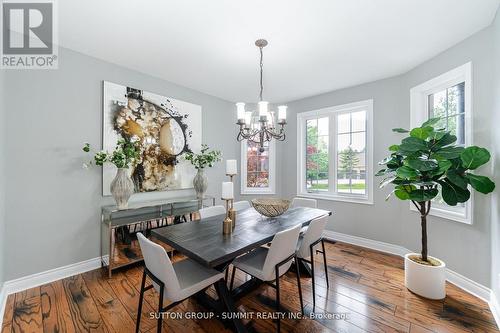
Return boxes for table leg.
[214,279,247,333]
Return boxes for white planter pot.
[404,253,446,300]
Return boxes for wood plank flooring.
[1,242,498,333]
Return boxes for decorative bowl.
[251,198,290,218]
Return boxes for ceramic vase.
[110,168,134,210]
[193,168,208,199]
[404,253,446,300]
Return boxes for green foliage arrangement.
[377,117,495,263]
[184,144,222,169]
[83,137,141,169]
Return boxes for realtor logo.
[1,0,58,69]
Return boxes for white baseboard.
[323,230,499,329]
[0,255,107,328]
[491,291,500,329]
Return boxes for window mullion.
[330,114,336,194]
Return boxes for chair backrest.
[262,224,302,281]
[199,205,226,219]
[233,201,251,211]
[137,233,181,299]
[291,197,317,209]
[297,216,328,258]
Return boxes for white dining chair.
[295,216,329,309]
[229,224,303,332]
[199,205,226,219]
[232,200,251,211]
[291,197,318,234]
[136,233,225,333]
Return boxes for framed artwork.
[102,81,202,195]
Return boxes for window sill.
[409,204,472,224]
[298,192,373,205]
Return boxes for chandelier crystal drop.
[235,39,287,152]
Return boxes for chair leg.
[275,269,281,333]
[157,284,164,333]
[321,239,329,288]
[310,245,316,309]
[229,266,236,291]
[135,270,147,333]
[294,258,304,315]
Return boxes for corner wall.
[491,7,500,307]
[284,24,496,286]
[2,47,238,281]
[0,68,5,289]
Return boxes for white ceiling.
[59,0,499,103]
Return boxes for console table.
[101,195,215,277]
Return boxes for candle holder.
[222,198,233,235]
[225,173,237,229]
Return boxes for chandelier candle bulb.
[226,159,237,175]
[221,181,234,200]
[278,105,287,121]
[258,101,268,118]
[236,102,246,121]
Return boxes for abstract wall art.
[102,81,202,195]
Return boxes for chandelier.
[235,39,287,152]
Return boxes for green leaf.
[439,180,470,206]
[396,166,419,179]
[399,137,427,152]
[466,174,495,194]
[379,176,397,188]
[389,145,399,152]
[432,132,457,149]
[446,169,468,189]
[406,158,438,172]
[428,130,447,141]
[433,146,464,159]
[460,146,491,170]
[421,117,441,127]
[407,188,439,202]
[375,169,387,177]
[392,128,409,133]
[437,160,452,173]
[410,126,433,140]
[394,189,410,200]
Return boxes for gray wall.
[491,8,500,304]
[284,76,407,247]
[3,47,237,280]
[284,24,497,286]
[0,69,5,287]
[401,23,495,287]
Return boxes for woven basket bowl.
[251,198,290,218]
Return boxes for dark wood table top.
[152,207,332,268]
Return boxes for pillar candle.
[222,182,234,200]
[226,159,237,175]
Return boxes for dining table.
[152,206,332,333]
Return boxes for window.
[297,100,373,204]
[241,140,276,194]
[410,62,472,224]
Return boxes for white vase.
[193,168,208,199]
[404,253,446,300]
[110,168,135,210]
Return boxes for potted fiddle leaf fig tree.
[377,117,495,299]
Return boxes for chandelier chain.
[259,46,264,101]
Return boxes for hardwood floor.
[1,242,498,333]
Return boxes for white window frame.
[410,62,473,224]
[296,99,374,204]
[240,139,276,195]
